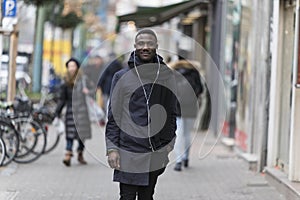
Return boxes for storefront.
[267,0,296,174]
[267,0,300,186]
[228,0,272,172]
[234,1,253,153]
[222,0,241,140]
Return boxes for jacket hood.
[128,51,164,68]
[168,60,196,70]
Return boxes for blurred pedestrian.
[55,58,92,167]
[84,55,104,88]
[98,54,124,114]
[105,29,177,200]
[170,55,203,171]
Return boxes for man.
[105,29,177,200]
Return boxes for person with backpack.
[170,55,203,171]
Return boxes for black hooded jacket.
[105,52,177,186]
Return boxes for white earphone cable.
[133,51,160,152]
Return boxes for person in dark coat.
[83,55,104,88]
[98,55,124,113]
[105,29,177,200]
[55,58,92,167]
[169,56,203,171]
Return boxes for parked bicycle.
[0,136,6,166]
[0,108,19,166]
[15,82,62,155]
[0,78,66,166]
[0,97,47,164]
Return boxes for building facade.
[220,0,300,196]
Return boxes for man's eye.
[136,42,156,47]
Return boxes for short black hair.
[135,28,157,42]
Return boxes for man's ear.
[134,44,136,49]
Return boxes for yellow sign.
[43,39,72,76]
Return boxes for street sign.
[3,0,17,17]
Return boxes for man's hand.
[107,151,120,170]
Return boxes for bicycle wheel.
[13,117,47,164]
[0,119,19,166]
[0,137,6,166]
[43,123,61,154]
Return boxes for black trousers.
[119,168,165,200]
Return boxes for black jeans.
[119,168,165,200]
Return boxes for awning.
[117,0,209,29]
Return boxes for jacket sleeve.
[97,66,108,89]
[105,72,123,153]
[168,75,178,149]
[55,83,67,117]
[157,73,177,150]
[193,70,203,97]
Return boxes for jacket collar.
[127,51,172,81]
[128,51,164,69]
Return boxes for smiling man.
[134,30,158,62]
[105,29,177,200]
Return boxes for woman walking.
[55,58,92,167]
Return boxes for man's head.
[134,29,158,63]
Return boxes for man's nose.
[142,43,150,49]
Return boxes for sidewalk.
[0,124,287,200]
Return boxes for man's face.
[134,33,158,63]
